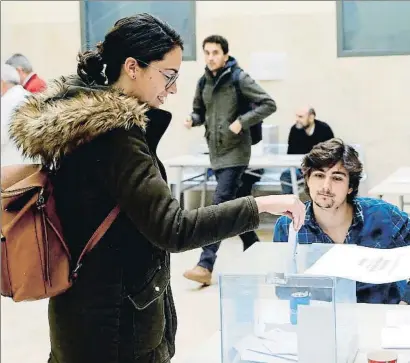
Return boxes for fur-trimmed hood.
[9,75,150,165]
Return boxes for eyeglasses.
[135,58,179,90]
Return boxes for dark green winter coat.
[9,75,260,363]
[191,57,276,170]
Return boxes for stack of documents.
[381,310,410,349]
[234,331,298,362]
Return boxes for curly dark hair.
[301,138,363,203]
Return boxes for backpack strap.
[231,67,243,95]
[72,205,120,276]
[231,67,246,114]
[199,69,241,99]
[195,75,207,122]
[198,75,206,93]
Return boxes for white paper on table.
[386,309,410,327]
[303,244,410,284]
[381,326,410,349]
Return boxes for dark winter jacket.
[9,75,260,363]
[191,57,276,170]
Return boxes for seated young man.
[273,138,410,304]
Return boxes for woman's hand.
[255,195,306,231]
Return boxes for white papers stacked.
[381,310,410,349]
[234,299,298,362]
[234,331,298,363]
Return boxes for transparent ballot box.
[219,243,358,363]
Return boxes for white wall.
[2,1,409,202]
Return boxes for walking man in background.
[183,35,276,285]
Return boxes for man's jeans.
[237,170,263,250]
[280,168,303,194]
[198,166,258,272]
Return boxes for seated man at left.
[273,138,410,304]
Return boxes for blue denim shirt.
[273,197,410,304]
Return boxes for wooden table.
[163,154,304,203]
[369,167,410,210]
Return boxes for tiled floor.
[1,229,273,363]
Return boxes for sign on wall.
[248,52,287,81]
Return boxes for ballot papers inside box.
[218,243,359,363]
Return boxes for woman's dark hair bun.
[77,41,106,85]
[76,14,184,86]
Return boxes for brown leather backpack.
[1,164,119,302]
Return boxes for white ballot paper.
[288,225,298,256]
[381,309,410,349]
[303,244,410,284]
[286,225,298,274]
